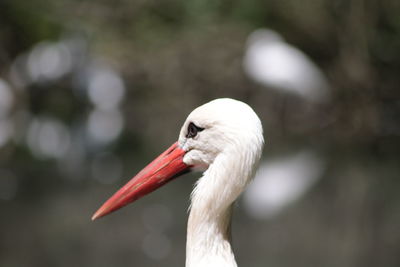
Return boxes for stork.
[92,98,264,267]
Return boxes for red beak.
[92,142,189,220]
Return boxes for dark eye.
[186,122,204,138]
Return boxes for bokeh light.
[244,29,330,102]
[27,41,73,82]
[244,151,324,219]
[26,117,71,159]
[87,109,124,145]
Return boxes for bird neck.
[186,202,235,267]
[186,152,251,267]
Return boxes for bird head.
[179,98,263,170]
[92,98,263,220]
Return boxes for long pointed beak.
[92,142,189,220]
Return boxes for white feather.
[178,98,264,267]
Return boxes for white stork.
[92,98,264,267]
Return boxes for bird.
[92,98,264,267]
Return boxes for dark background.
[0,0,399,266]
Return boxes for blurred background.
[0,0,399,266]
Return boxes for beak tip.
[91,209,103,221]
[91,214,98,221]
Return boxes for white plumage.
[180,99,264,267]
[93,98,264,267]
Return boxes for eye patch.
[186,122,204,138]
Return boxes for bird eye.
[186,122,204,138]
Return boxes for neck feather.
[185,150,255,267]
